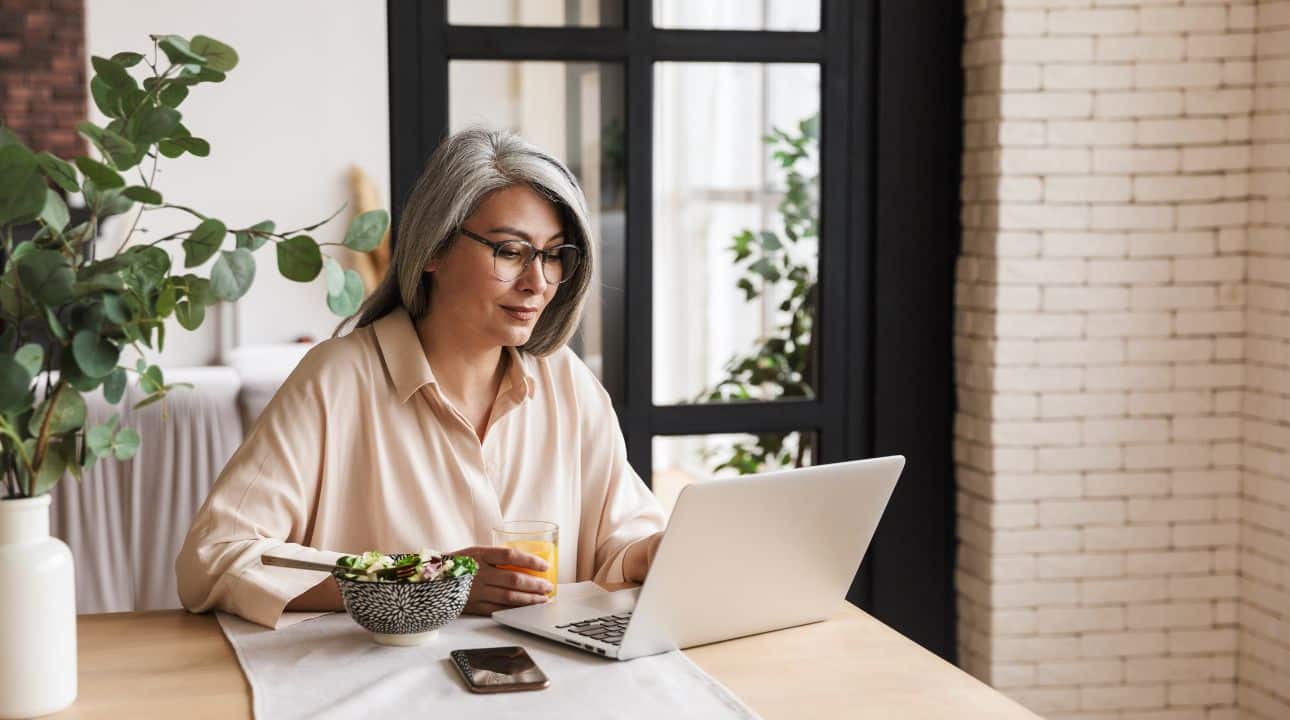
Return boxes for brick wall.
[958,1,1254,717]
[1240,3,1290,718]
[0,0,86,157]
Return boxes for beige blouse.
[174,308,666,629]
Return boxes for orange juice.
[497,539,558,597]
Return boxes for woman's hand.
[450,545,554,616]
[623,531,665,584]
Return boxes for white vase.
[0,494,77,719]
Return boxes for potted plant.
[0,34,384,718]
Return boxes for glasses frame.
[458,227,583,284]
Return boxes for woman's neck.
[415,307,508,409]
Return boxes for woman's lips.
[502,305,539,322]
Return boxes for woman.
[175,128,666,629]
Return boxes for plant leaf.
[0,355,33,412]
[110,51,144,68]
[76,122,137,169]
[36,152,78,193]
[0,144,48,225]
[90,55,135,91]
[113,427,141,460]
[183,218,226,267]
[327,268,365,317]
[74,156,124,189]
[14,344,43,378]
[210,248,256,301]
[28,384,86,436]
[122,185,162,204]
[17,248,76,306]
[72,331,119,379]
[189,35,238,72]
[159,83,189,108]
[175,300,204,330]
[39,188,69,233]
[236,220,274,251]
[157,35,206,65]
[276,235,323,282]
[29,440,68,496]
[343,210,388,252]
[126,106,181,146]
[102,367,127,404]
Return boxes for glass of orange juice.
[492,520,558,598]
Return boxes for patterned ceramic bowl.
[332,555,474,646]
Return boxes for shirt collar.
[373,308,536,404]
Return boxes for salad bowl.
[332,551,477,646]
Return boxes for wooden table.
[48,604,1038,719]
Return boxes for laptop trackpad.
[493,583,639,625]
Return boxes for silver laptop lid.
[618,455,904,659]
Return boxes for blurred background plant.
[695,112,819,475]
[0,33,386,498]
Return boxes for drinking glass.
[492,520,559,598]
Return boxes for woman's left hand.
[623,531,664,584]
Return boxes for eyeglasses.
[459,227,583,285]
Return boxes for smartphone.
[450,646,550,694]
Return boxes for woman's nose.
[514,255,548,292]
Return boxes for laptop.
[491,455,905,660]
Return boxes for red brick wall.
[0,0,86,158]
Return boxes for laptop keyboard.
[555,612,633,646]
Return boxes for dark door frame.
[386,0,962,661]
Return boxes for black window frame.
[387,0,962,661]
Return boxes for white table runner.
[217,586,761,720]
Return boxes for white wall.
[85,0,389,367]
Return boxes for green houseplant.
[697,113,819,475]
[0,34,384,499]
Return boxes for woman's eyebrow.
[486,225,566,245]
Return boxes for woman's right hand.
[450,545,554,616]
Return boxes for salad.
[337,549,479,583]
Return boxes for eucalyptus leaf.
[324,257,345,296]
[236,220,274,251]
[123,185,163,204]
[159,83,188,108]
[74,157,124,189]
[126,106,181,146]
[28,384,86,436]
[101,293,128,323]
[210,248,256,301]
[72,331,119,379]
[276,235,323,282]
[76,122,137,169]
[39,188,69,233]
[189,35,238,72]
[0,144,47,225]
[28,441,68,496]
[0,356,33,412]
[113,427,141,460]
[90,55,135,91]
[157,35,206,65]
[14,344,43,378]
[87,423,114,456]
[326,268,364,317]
[36,152,78,193]
[183,218,226,267]
[102,368,127,404]
[110,51,144,68]
[17,248,76,306]
[175,300,204,330]
[343,210,389,252]
[172,136,209,157]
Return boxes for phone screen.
[451,646,550,692]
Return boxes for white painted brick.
[1135,62,1224,89]
[1001,149,1092,174]
[1047,120,1136,147]
[1042,233,1128,257]
[1038,499,1127,526]
[1125,603,1213,631]
[1185,88,1255,117]
[1182,146,1251,173]
[1036,339,1126,365]
[1127,338,1214,363]
[1133,175,1228,203]
[1038,445,1124,470]
[1138,7,1228,34]
[1177,202,1249,229]
[1168,574,1238,600]
[1081,631,1168,658]
[1048,9,1138,35]
[1131,286,1218,310]
[1045,176,1133,203]
[1092,147,1181,173]
[999,203,1092,230]
[1081,684,1167,710]
[1129,390,1213,415]
[1126,657,1213,684]
[1038,553,1127,579]
[1169,629,1239,654]
[1001,92,1094,119]
[1082,418,1171,444]
[1044,286,1130,311]
[1094,90,1184,118]
[1186,33,1255,60]
[1125,551,1214,576]
[1097,35,1185,62]
[1084,525,1172,552]
[1136,118,1227,146]
[1084,312,1171,337]
[1091,203,1175,229]
[1168,682,1236,708]
[1037,606,1125,633]
[1126,231,1215,258]
[1040,392,1128,418]
[1001,37,1096,62]
[1037,660,1123,687]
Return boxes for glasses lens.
[545,245,581,284]
[493,241,532,281]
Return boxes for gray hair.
[348,127,594,356]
